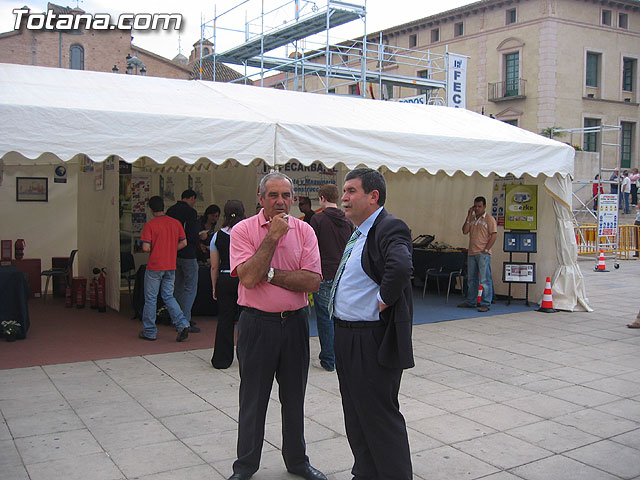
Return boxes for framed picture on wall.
[16,177,48,202]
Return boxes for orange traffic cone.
[476,285,483,306]
[595,250,609,272]
[537,277,556,313]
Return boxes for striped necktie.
[328,228,362,318]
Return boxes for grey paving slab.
[563,439,640,478]
[5,408,85,438]
[554,408,638,438]
[610,427,640,450]
[453,432,553,470]
[506,420,600,453]
[1,464,30,480]
[0,391,70,419]
[160,409,237,439]
[90,418,177,451]
[583,376,640,398]
[418,387,494,413]
[0,438,23,467]
[135,464,225,480]
[411,413,496,444]
[457,403,543,431]
[412,445,499,480]
[74,399,154,427]
[459,380,535,402]
[0,418,11,441]
[14,428,104,464]
[546,385,622,407]
[24,452,124,480]
[509,454,620,480]
[503,393,584,419]
[108,439,205,478]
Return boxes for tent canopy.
[0,63,574,177]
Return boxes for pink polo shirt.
[230,210,321,312]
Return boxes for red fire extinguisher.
[65,284,73,308]
[76,280,86,308]
[14,239,25,260]
[95,267,107,313]
[89,275,98,309]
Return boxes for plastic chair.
[41,249,77,302]
[422,254,466,303]
[120,252,136,303]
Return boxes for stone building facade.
[0,3,243,82]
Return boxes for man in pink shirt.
[227,172,325,480]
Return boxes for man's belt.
[335,317,384,328]
[243,306,305,319]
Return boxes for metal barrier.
[575,224,639,259]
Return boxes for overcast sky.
[1,1,472,59]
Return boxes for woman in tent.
[209,200,245,368]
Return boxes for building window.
[430,28,439,43]
[619,13,629,29]
[203,47,210,56]
[586,52,600,88]
[584,118,601,152]
[454,22,464,37]
[505,52,519,96]
[417,69,429,95]
[621,122,634,168]
[349,84,359,96]
[502,119,518,126]
[328,88,336,94]
[506,8,517,25]
[601,9,612,26]
[623,58,636,92]
[409,34,417,48]
[69,44,84,70]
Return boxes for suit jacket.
[361,208,415,369]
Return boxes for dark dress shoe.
[227,473,252,480]
[138,332,156,341]
[288,464,328,480]
[189,324,201,333]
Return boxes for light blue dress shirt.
[333,207,384,322]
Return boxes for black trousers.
[232,308,310,475]
[632,184,638,206]
[335,321,412,480]
[211,273,239,369]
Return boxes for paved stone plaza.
[2,259,640,480]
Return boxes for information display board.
[504,184,538,230]
[597,194,618,236]
[503,262,536,283]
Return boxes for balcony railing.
[488,78,526,101]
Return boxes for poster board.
[503,262,536,283]
[505,184,538,230]
[597,194,618,236]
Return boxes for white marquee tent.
[0,63,589,312]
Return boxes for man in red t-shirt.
[139,196,190,341]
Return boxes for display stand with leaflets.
[503,231,537,306]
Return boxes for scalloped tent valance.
[0,63,574,177]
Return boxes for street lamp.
[124,53,146,75]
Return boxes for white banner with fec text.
[447,54,467,109]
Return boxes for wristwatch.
[267,267,275,283]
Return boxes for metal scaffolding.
[557,125,622,269]
[198,0,449,103]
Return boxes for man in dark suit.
[330,168,414,480]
